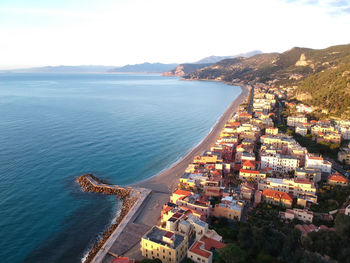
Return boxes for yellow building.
[266,127,278,135]
[212,196,244,221]
[141,226,188,263]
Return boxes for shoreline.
[84,80,250,262]
[133,82,249,193]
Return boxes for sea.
[0,73,241,263]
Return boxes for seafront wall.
[76,174,139,263]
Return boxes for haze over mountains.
[1,50,261,74]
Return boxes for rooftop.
[144,226,184,249]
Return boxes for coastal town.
[91,84,350,263]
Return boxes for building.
[287,116,308,127]
[170,190,193,204]
[295,168,322,184]
[345,204,350,216]
[187,236,226,263]
[262,189,293,207]
[266,127,279,135]
[258,178,317,197]
[176,194,211,220]
[141,227,188,263]
[328,173,349,186]
[305,154,332,174]
[338,147,350,165]
[295,125,308,136]
[280,208,313,223]
[261,154,299,173]
[212,196,244,220]
[296,104,313,113]
[239,169,266,181]
[316,132,341,144]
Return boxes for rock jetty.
[76,174,137,263]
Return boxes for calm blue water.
[0,73,241,263]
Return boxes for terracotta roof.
[111,257,134,263]
[262,189,293,201]
[200,236,226,250]
[242,160,255,167]
[239,112,252,117]
[190,241,211,258]
[329,174,348,183]
[294,178,311,184]
[240,169,260,174]
[308,156,323,160]
[173,189,192,196]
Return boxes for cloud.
[0,7,97,19]
[282,0,350,15]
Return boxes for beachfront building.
[262,189,293,207]
[141,226,188,263]
[305,154,332,174]
[176,193,211,220]
[212,196,244,221]
[261,153,299,173]
[187,237,226,263]
[280,208,313,223]
[170,190,193,204]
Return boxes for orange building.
[262,189,293,207]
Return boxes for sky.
[0,0,350,69]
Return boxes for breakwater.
[76,174,137,263]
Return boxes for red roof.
[329,174,348,183]
[111,257,134,263]
[240,169,260,174]
[238,112,252,118]
[262,189,293,201]
[294,178,311,184]
[242,160,255,168]
[308,155,323,160]
[173,189,192,196]
[164,231,174,238]
[200,236,226,250]
[190,241,211,258]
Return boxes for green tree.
[335,213,350,241]
[219,243,247,263]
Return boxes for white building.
[280,208,313,223]
[305,154,332,174]
[261,154,299,173]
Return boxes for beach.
[133,84,249,193]
[84,83,250,262]
[114,84,250,260]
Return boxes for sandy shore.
[133,84,249,193]
[92,83,250,261]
